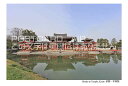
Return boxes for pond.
[7,53,121,80]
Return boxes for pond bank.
[7,59,47,80]
[14,50,121,55]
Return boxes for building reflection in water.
[11,53,122,72]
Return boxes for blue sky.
[7,4,121,41]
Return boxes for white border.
[0,0,127,86]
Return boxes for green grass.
[7,59,47,80]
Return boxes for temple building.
[45,33,77,50]
[18,33,97,51]
[81,38,97,50]
[45,33,75,42]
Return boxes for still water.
[8,53,121,80]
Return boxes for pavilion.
[18,33,97,51]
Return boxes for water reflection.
[44,56,75,71]
[7,53,121,80]
[9,54,121,71]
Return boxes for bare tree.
[111,38,117,47]
[11,27,23,37]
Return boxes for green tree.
[116,40,122,49]
[7,35,12,49]
[97,38,109,48]
[10,28,38,42]
[22,29,38,41]
[7,28,38,49]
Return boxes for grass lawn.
[7,59,47,80]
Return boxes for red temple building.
[18,33,97,51]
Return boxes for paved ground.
[14,50,121,55]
